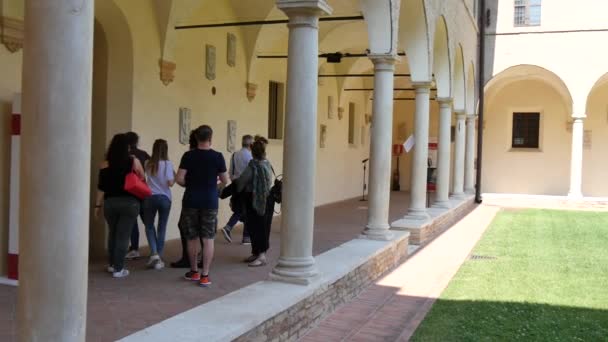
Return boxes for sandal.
[244,254,258,263]
[248,258,267,267]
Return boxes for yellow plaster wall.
[583,83,608,197]
[482,80,571,195]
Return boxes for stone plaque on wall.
[328,96,335,119]
[227,120,237,152]
[179,107,191,145]
[320,124,327,148]
[205,44,216,80]
[227,33,236,67]
[584,129,592,149]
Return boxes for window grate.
[514,0,541,27]
[512,112,540,148]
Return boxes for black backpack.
[270,174,282,204]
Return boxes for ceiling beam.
[257,52,407,59]
[175,15,364,30]
[345,88,437,91]
[319,74,411,78]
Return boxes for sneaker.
[125,250,140,260]
[154,260,165,270]
[107,265,115,273]
[184,271,200,281]
[241,237,251,245]
[221,226,233,243]
[199,275,212,287]
[147,255,160,268]
[112,269,130,278]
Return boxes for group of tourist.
[94,125,276,287]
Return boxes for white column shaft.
[434,99,453,208]
[464,115,476,193]
[17,1,94,341]
[271,1,331,284]
[452,113,466,198]
[363,56,396,240]
[568,117,584,198]
[407,83,432,219]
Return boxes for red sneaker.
[199,275,212,287]
[184,271,200,281]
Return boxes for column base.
[270,256,319,285]
[360,224,394,241]
[404,207,431,221]
[432,200,452,209]
[451,192,466,200]
[465,188,475,195]
[567,191,584,200]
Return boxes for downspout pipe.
[475,0,486,204]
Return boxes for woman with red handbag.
[94,133,146,278]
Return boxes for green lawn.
[412,209,608,341]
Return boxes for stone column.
[433,98,453,208]
[568,116,585,198]
[362,55,396,240]
[452,111,466,199]
[464,115,476,193]
[17,1,94,341]
[406,82,433,220]
[270,0,332,285]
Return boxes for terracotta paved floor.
[0,192,411,342]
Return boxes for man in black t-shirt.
[176,125,228,287]
[125,131,150,259]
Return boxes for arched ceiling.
[485,64,574,116]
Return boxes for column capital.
[277,0,333,23]
[368,54,398,71]
[466,114,477,121]
[571,116,585,122]
[412,82,433,94]
[455,110,467,120]
[436,97,453,106]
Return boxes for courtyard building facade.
[0,0,602,340]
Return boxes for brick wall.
[234,235,410,342]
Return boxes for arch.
[399,0,431,82]
[94,0,134,137]
[359,0,400,55]
[453,43,465,111]
[466,61,476,115]
[485,65,573,116]
[90,0,135,259]
[585,72,608,113]
[432,15,451,98]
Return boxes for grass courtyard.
[412,209,608,341]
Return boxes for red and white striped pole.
[7,93,21,283]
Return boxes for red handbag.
[124,163,152,199]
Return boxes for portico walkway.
[0,192,411,342]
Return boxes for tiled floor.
[0,192,411,342]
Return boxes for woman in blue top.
[143,139,175,270]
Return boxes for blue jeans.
[226,212,249,238]
[143,194,172,256]
[129,207,144,251]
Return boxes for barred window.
[512,112,540,148]
[268,81,285,139]
[514,0,541,27]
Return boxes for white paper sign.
[403,134,415,153]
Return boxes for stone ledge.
[392,195,476,245]
[120,231,410,342]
